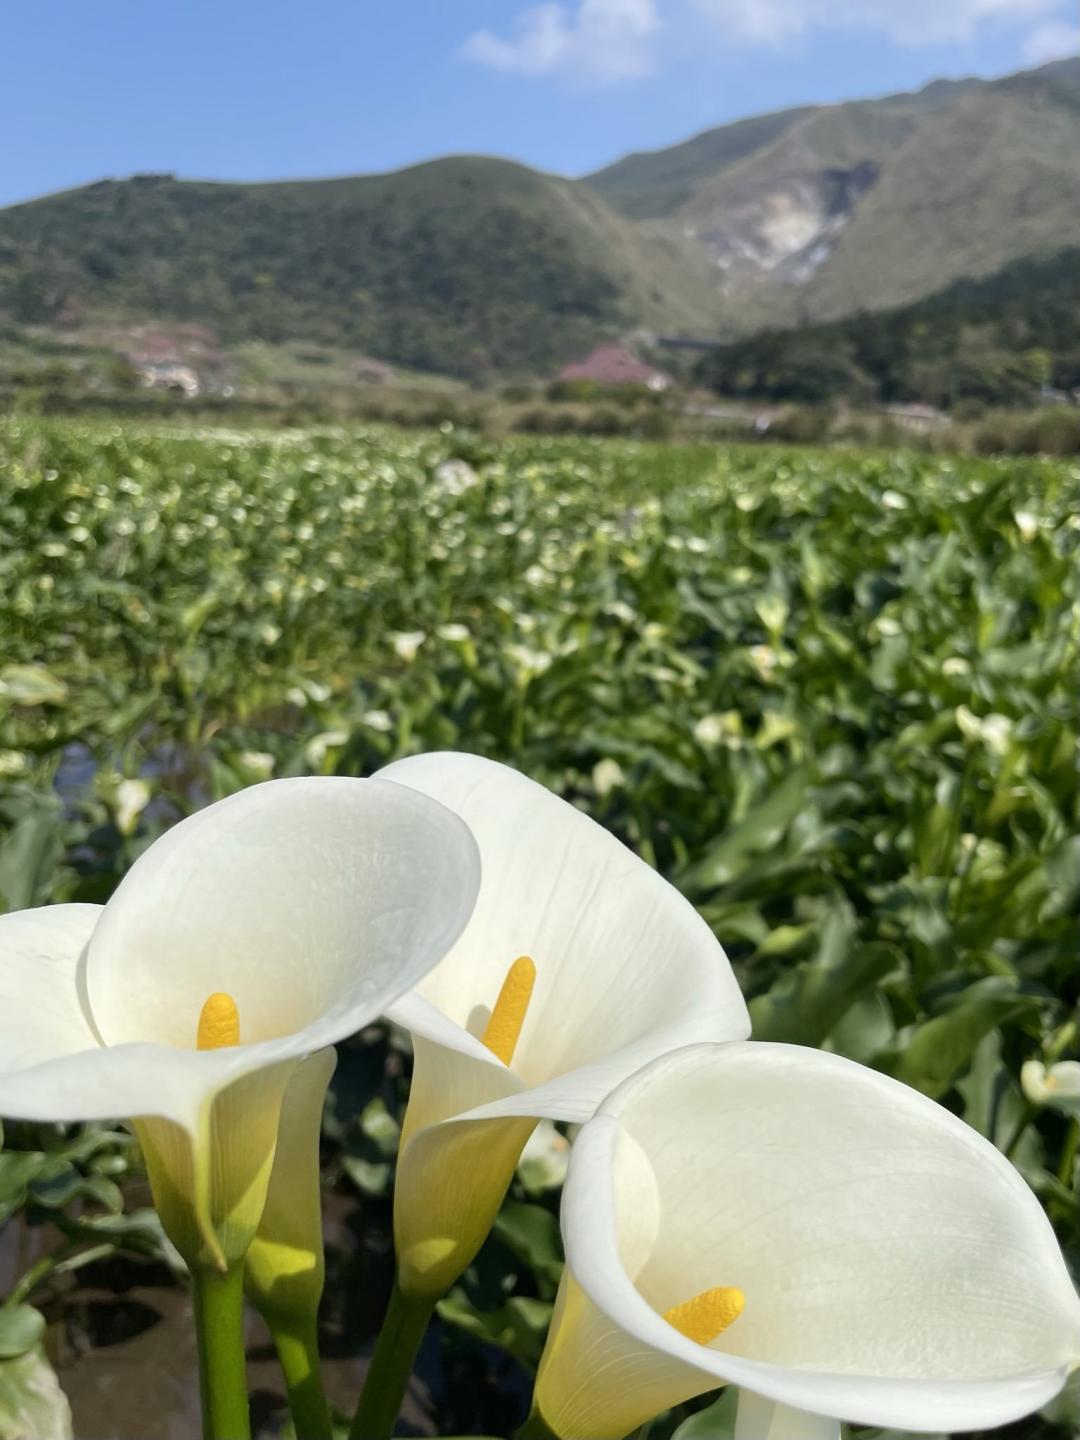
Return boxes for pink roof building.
[557,345,672,391]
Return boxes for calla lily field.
[0,416,1077,1440]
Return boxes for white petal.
[393,1023,533,1298]
[0,905,102,1073]
[380,753,748,1120]
[1,779,478,1135]
[735,1393,839,1440]
[246,1047,337,1316]
[135,1056,299,1269]
[87,776,480,1049]
[561,1044,1080,1432]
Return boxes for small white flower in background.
[259,623,282,647]
[881,488,908,509]
[693,712,743,750]
[591,758,626,798]
[1014,510,1039,542]
[432,459,478,495]
[391,631,427,663]
[870,616,902,639]
[956,705,1014,756]
[362,710,394,734]
[0,751,29,778]
[115,778,152,837]
[517,1119,570,1194]
[942,656,972,677]
[304,731,350,768]
[238,751,275,782]
[602,601,637,626]
[506,644,552,681]
[1022,1061,1080,1116]
[436,623,471,643]
[748,644,779,683]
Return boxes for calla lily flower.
[378,753,749,1298]
[1022,1059,1080,1117]
[0,778,479,1270]
[534,1043,1080,1440]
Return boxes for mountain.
[0,160,715,377]
[0,59,1077,376]
[588,57,1080,335]
[693,246,1080,407]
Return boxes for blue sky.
[2,0,1076,208]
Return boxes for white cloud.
[464,0,1074,85]
[463,0,660,82]
[691,0,1062,47]
[1021,17,1080,61]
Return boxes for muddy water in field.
[2,1192,442,1439]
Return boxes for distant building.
[882,402,950,434]
[354,358,395,385]
[137,362,200,397]
[557,345,672,392]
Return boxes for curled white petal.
[382,752,749,1126]
[1,777,481,1136]
[556,1043,1080,1434]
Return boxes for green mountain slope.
[0,59,1077,376]
[694,246,1080,406]
[589,59,1080,336]
[0,159,713,376]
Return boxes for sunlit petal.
[545,1044,1080,1437]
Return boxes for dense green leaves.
[0,417,1077,1438]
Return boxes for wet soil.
[4,1191,440,1439]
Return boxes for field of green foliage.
[0,416,1078,1438]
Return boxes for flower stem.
[349,1278,434,1440]
[1058,1117,1080,1189]
[1004,1100,1037,1160]
[268,1311,334,1440]
[192,1263,251,1440]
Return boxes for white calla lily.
[0,777,479,1270]
[1022,1060,1080,1116]
[378,752,749,1298]
[535,1043,1080,1440]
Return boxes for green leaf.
[0,804,62,912]
[678,767,812,894]
[0,1347,71,1440]
[881,978,1045,1099]
[0,666,68,708]
[750,912,900,1047]
[670,1388,737,1438]
[493,1203,564,1290]
[0,1308,44,1362]
[437,1294,553,1368]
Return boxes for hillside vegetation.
[694,247,1080,408]
[0,60,1076,376]
[0,161,711,377]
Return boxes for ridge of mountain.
[0,58,1076,374]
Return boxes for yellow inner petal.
[663,1286,745,1345]
[196,992,240,1050]
[480,956,536,1066]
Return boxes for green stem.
[192,1263,251,1440]
[515,1408,561,1440]
[349,1279,434,1440]
[1058,1117,1080,1189]
[1004,1100,1037,1161]
[267,1312,333,1440]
